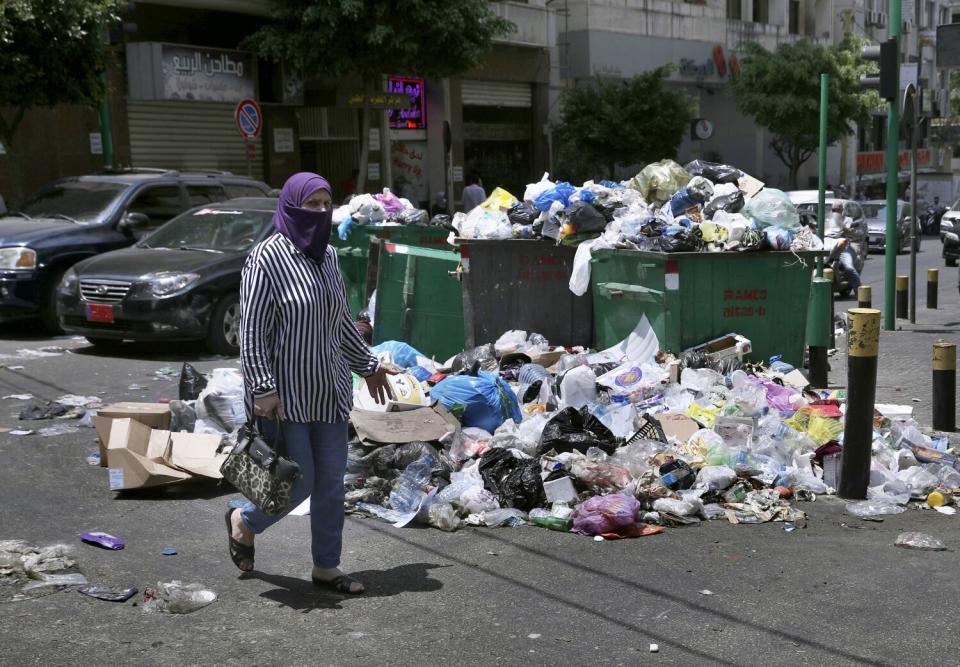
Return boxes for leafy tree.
[553,68,694,183]
[0,0,120,149]
[730,39,870,189]
[245,0,514,192]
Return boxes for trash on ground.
[2,394,33,400]
[79,585,138,602]
[38,425,80,437]
[141,580,217,614]
[895,532,948,551]
[79,532,125,550]
[161,548,178,556]
[10,430,34,436]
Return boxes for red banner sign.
[857,149,932,174]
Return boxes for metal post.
[97,20,114,171]
[883,0,901,332]
[824,267,835,348]
[928,268,939,309]
[909,87,918,324]
[807,278,832,387]
[858,285,872,309]
[933,341,956,432]
[245,140,252,178]
[838,308,881,499]
[817,73,829,277]
[896,275,908,319]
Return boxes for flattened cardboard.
[738,173,765,199]
[163,432,227,479]
[659,412,701,445]
[94,403,172,467]
[350,404,460,444]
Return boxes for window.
[225,184,270,199]
[753,0,769,23]
[789,0,800,34]
[126,185,184,231]
[727,0,742,19]
[186,184,227,207]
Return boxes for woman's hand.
[365,363,402,405]
[254,394,282,419]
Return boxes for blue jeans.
[239,419,348,569]
[838,247,861,291]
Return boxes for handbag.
[220,418,301,516]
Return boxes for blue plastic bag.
[578,190,596,204]
[431,372,522,434]
[409,366,433,382]
[337,217,356,241]
[371,341,425,369]
[762,225,794,250]
[534,182,577,212]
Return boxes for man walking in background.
[461,173,486,212]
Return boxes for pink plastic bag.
[374,189,406,215]
[571,494,641,535]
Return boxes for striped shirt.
[239,232,379,423]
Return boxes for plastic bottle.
[659,459,695,490]
[529,508,573,532]
[389,455,434,514]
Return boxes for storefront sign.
[391,141,428,203]
[857,149,932,174]
[161,45,255,103]
[342,91,410,109]
[387,76,426,130]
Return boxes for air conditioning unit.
[866,10,887,28]
[876,12,887,27]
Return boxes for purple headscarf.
[272,172,333,263]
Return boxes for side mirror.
[120,211,150,232]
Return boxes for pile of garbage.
[345,322,960,537]
[449,159,821,256]
[333,187,442,240]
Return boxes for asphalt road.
[2,243,960,666]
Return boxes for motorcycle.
[801,212,861,298]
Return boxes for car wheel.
[206,293,240,356]
[85,337,124,350]
[39,269,65,335]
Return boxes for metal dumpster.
[590,249,821,366]
[372,241,465,362]
[459,239,593,348]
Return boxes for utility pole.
[884,0,902,331]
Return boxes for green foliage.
[244,0,514,82]
[0,0,120,147]
[553,69,694,182]
[730,39,870,187]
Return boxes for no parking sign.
[234,98,262,139]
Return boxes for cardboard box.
[683,334,752,365]
[94,402,172,467]
[163,432,228,479]
[350,404,460,444]
[354,373,431,413]
[105,419,191,491]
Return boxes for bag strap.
[247,415,287,459]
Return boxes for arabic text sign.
[162,45,255,103]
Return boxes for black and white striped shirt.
[239,232,378,423]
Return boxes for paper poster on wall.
[452,166,464,183]
[273,128,294,153]
[369,128,381,152]
[367,162,381,181]
[391,141,428,205]
[89,133,103,155]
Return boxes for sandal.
[224,508,254,572]
[312,573,365,595]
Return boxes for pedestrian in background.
[225,171,396,595]
[461,172,486,213]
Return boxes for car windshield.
[951,199,960,211]
[142,207,273,252]
[861,204,902,220]
[20,181,129,223]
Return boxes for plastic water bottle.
[529,508,572,532]
[389,455,434,514]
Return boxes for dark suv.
[0,170,270,331]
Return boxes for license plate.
[86,303,115,324]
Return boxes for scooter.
[824,237,858,298]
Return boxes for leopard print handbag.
[220,419,301,516]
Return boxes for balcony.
[490,2,553,48]
[725,18,828,49]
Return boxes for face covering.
[272,172,334,264]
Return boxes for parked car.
[939,201,960,266]
[785,190,835,206]
[795,198,868,272]
[58,198,277,354]
[0,170,270,332]
[861,200,919,254]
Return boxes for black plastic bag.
[507,202,539,226]
[450,344,498,374]
[429,214,452,228]
[703,191,745,218]
[592,200,621,223]
[478,448,546,511]
[179,362,208,401]
[684,160,741,184]
[397,209,429,226]
[655,228,703,253]
[563,202,607,234]
[538,407,620,457]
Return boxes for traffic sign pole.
[234,98,262,177]
[883,0,901,332]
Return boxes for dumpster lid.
[381,241,459,262]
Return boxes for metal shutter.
[461,80,532,108]
[127,101,263,178]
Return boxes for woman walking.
[225,172,393,594]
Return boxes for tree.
[553,69,694,183]
[730,39,870,189]
[245,0,514,192]
[0,0,120,149]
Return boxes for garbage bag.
[534,181,577,212]
[523,172,555,204]
[762,225,795,250]
[538,407,620,457]
[478,448,545,511]
[431,371,522,434]
[480,187,519,213]
[571,494,641,535]
[374,189,406,215]
[507,202,539,226]
[703,191,745,218]
[654,228,703,253]
[371,341,425,369]
[629,160,691,204]
[349,194,387,224]
[741,188,800,231]
[449,344,498,374]
[558,365,597,410]
[684,160,741,184]
[563,201,607,234]
[396,209,429,226]
[169,399,197,433]
[429,214,452,228]
[178,363,208,401]
[194,368,245,434]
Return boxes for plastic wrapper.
[895,532,948,551]
[696,465,738,491]
[432,372,522,435]
[538,407,620,457]
[684,160,741,184]
[425,503,460,532]
[629,160,691,204]
[572,494,641,535]
[141,580,217,614]
[742,188,801,231]
[178,363,208,401]
[846,498,907,517]
[480,187,519,212]
[652,497,702,517]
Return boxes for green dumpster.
[373,241,465,362]
[590,250,821,367]
[333,224,451,318]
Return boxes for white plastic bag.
[741,188,800,231]
[523,172,555,203]
[696,466,738,491]
[559,366,597,410]
[194,368,245,435]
